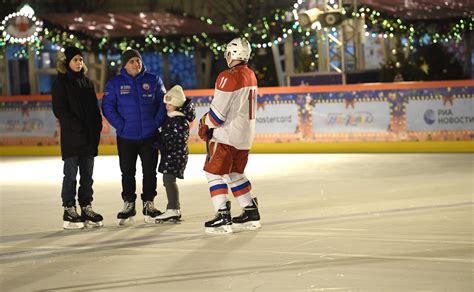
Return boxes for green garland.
[1,1,472,59]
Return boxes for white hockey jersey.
[204,64,258,150]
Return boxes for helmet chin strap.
[228,60,246,69]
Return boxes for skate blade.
[63,221,84,230]
[155,217,182,224]
[85,220,104,228]
[205,225,233,235]
[143,215,159,224]
[233,221,261,231]
[118,216,134,226]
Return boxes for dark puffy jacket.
[158,99,195,179]
[52,63,102,160]
[102,66,166,140]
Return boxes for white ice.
[0,154,473,291]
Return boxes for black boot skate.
[143,201,162,223]
[81,205,104,228]
[205,201,232,234]
[155,209,182,224]
[117,201,136,225]
[63,206,85,230]
[232,198,261,231]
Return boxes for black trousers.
[61,155,95,207]
[117,136,158,202]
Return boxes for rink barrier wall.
[1,80,473,155]
[0,141,473,156]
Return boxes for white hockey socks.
[205,171,229,211]
[226,172,253,208]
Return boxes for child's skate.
[143,201,162,224]
[117,201,136,225]
[63,206,85,230]
[205,201,232,234]
[155,209,182,224]
[232,198,261,231]
[81,205,104,228]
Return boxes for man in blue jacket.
[102,49,166,225]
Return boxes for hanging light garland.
[1,0,472,59]
[357,6,473,44]
[0,4,43,45]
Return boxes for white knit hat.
[164,85,186,107]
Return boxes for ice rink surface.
[0,153,473,291]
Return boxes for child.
[155,85,195,222]
[52,46,104,229]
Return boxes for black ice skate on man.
[204,201,233,234]
[232,198,261,231]
[116,200,163,225]
[63,205,85,230]
[117,201,136,225]
[143,201,163,224]
[81,205,104,227]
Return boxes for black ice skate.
[155,209,182,224]
[232,198,261,231]
[63,206,85,230]
[143,201,162,224]
[81,205,104,228]
[117,201,136,225]
[205,201,232,234]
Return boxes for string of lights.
[1,1,472,59]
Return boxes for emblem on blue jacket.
[142,83,153,97]
[120,85,131,95]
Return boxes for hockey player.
[198,37,261,234]
[102,49,167,225]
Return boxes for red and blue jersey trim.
[209,109,225,127]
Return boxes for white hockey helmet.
[224,37,251,67]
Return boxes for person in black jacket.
[154,85,195,223]
[52,46,104,230]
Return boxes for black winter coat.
[157,99,195,179]
[52,69,103,160]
